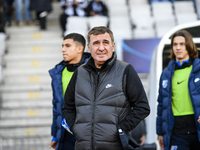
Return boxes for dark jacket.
[130,120,146,144]
[85,1,108,17]
[49,53,90,150]
[30,0,52,12]
[0,9,5,33]
[63,52,150,150]
[3,0,14,16]
[156,58,200,150]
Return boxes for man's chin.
[64,59,69,62]
[97,59,107,64]
[97,56,108,61]
[63,57,68,61]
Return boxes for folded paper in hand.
[61,118,73,135]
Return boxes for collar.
[62,52,91,72]
[175,59,193,70]
[84,52,116,73]
[175,59,189,67]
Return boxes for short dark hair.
[63,33,86,51]
[87,26,114,44]
[169,30,198,60]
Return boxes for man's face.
[87,33,115,68]
[173,36,189,63]
[62,39,82,64]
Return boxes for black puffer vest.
[73,55,130,150]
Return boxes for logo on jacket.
[194,78,200,83]
[106,84,113,88]
[162,80,168,88]
[177,80,185,84]
[170,145,178,150]
[118,129,124,135]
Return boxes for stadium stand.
[197,0,200,19]
[129,0,148,5]
[64,16,88,38]
[62,0,199,40]
[174,1,198,25]
[151,1,176,37]
[129,3,155,38]
[173,1,196,14]
[0,33,5,82]
[88,16,109,29]
[176,13,198,25]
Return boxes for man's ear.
[112,42,115,52]
[77,45,84,54]
[87,44,91,53]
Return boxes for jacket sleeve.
[62,70,77,130]
[60,0,66,6]
[78,0,88,9]
[50,72,58,138]
[0,12,5,32]
[51,96,57,137]
[101,2,108,16]
[85,2,92,16]
[156,73,164,135]
[119,65,150,133]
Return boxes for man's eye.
[66,45,70,47]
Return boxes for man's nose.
[98,43,104,50]
[176,44,181,49]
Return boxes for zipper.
[169,70,174,134]
[91,72,100,150]
[188,72,198,131]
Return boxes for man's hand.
[158,135,164,149]
[140,135,146,146]
[197,115,200,124]
[49,141,58,149]
[73,1,79,6]
[65,2,70,7]
[90,11,96,16]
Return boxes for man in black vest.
[62,26,150,150]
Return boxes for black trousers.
[59,13,68,33]
[37,12,47,30]
[170,133,200,150]
[62,131,75,150]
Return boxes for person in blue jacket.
[49,33,90,150]
[156,30,200,150]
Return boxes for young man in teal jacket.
[49,33,90,150]
[156,30,200,150]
